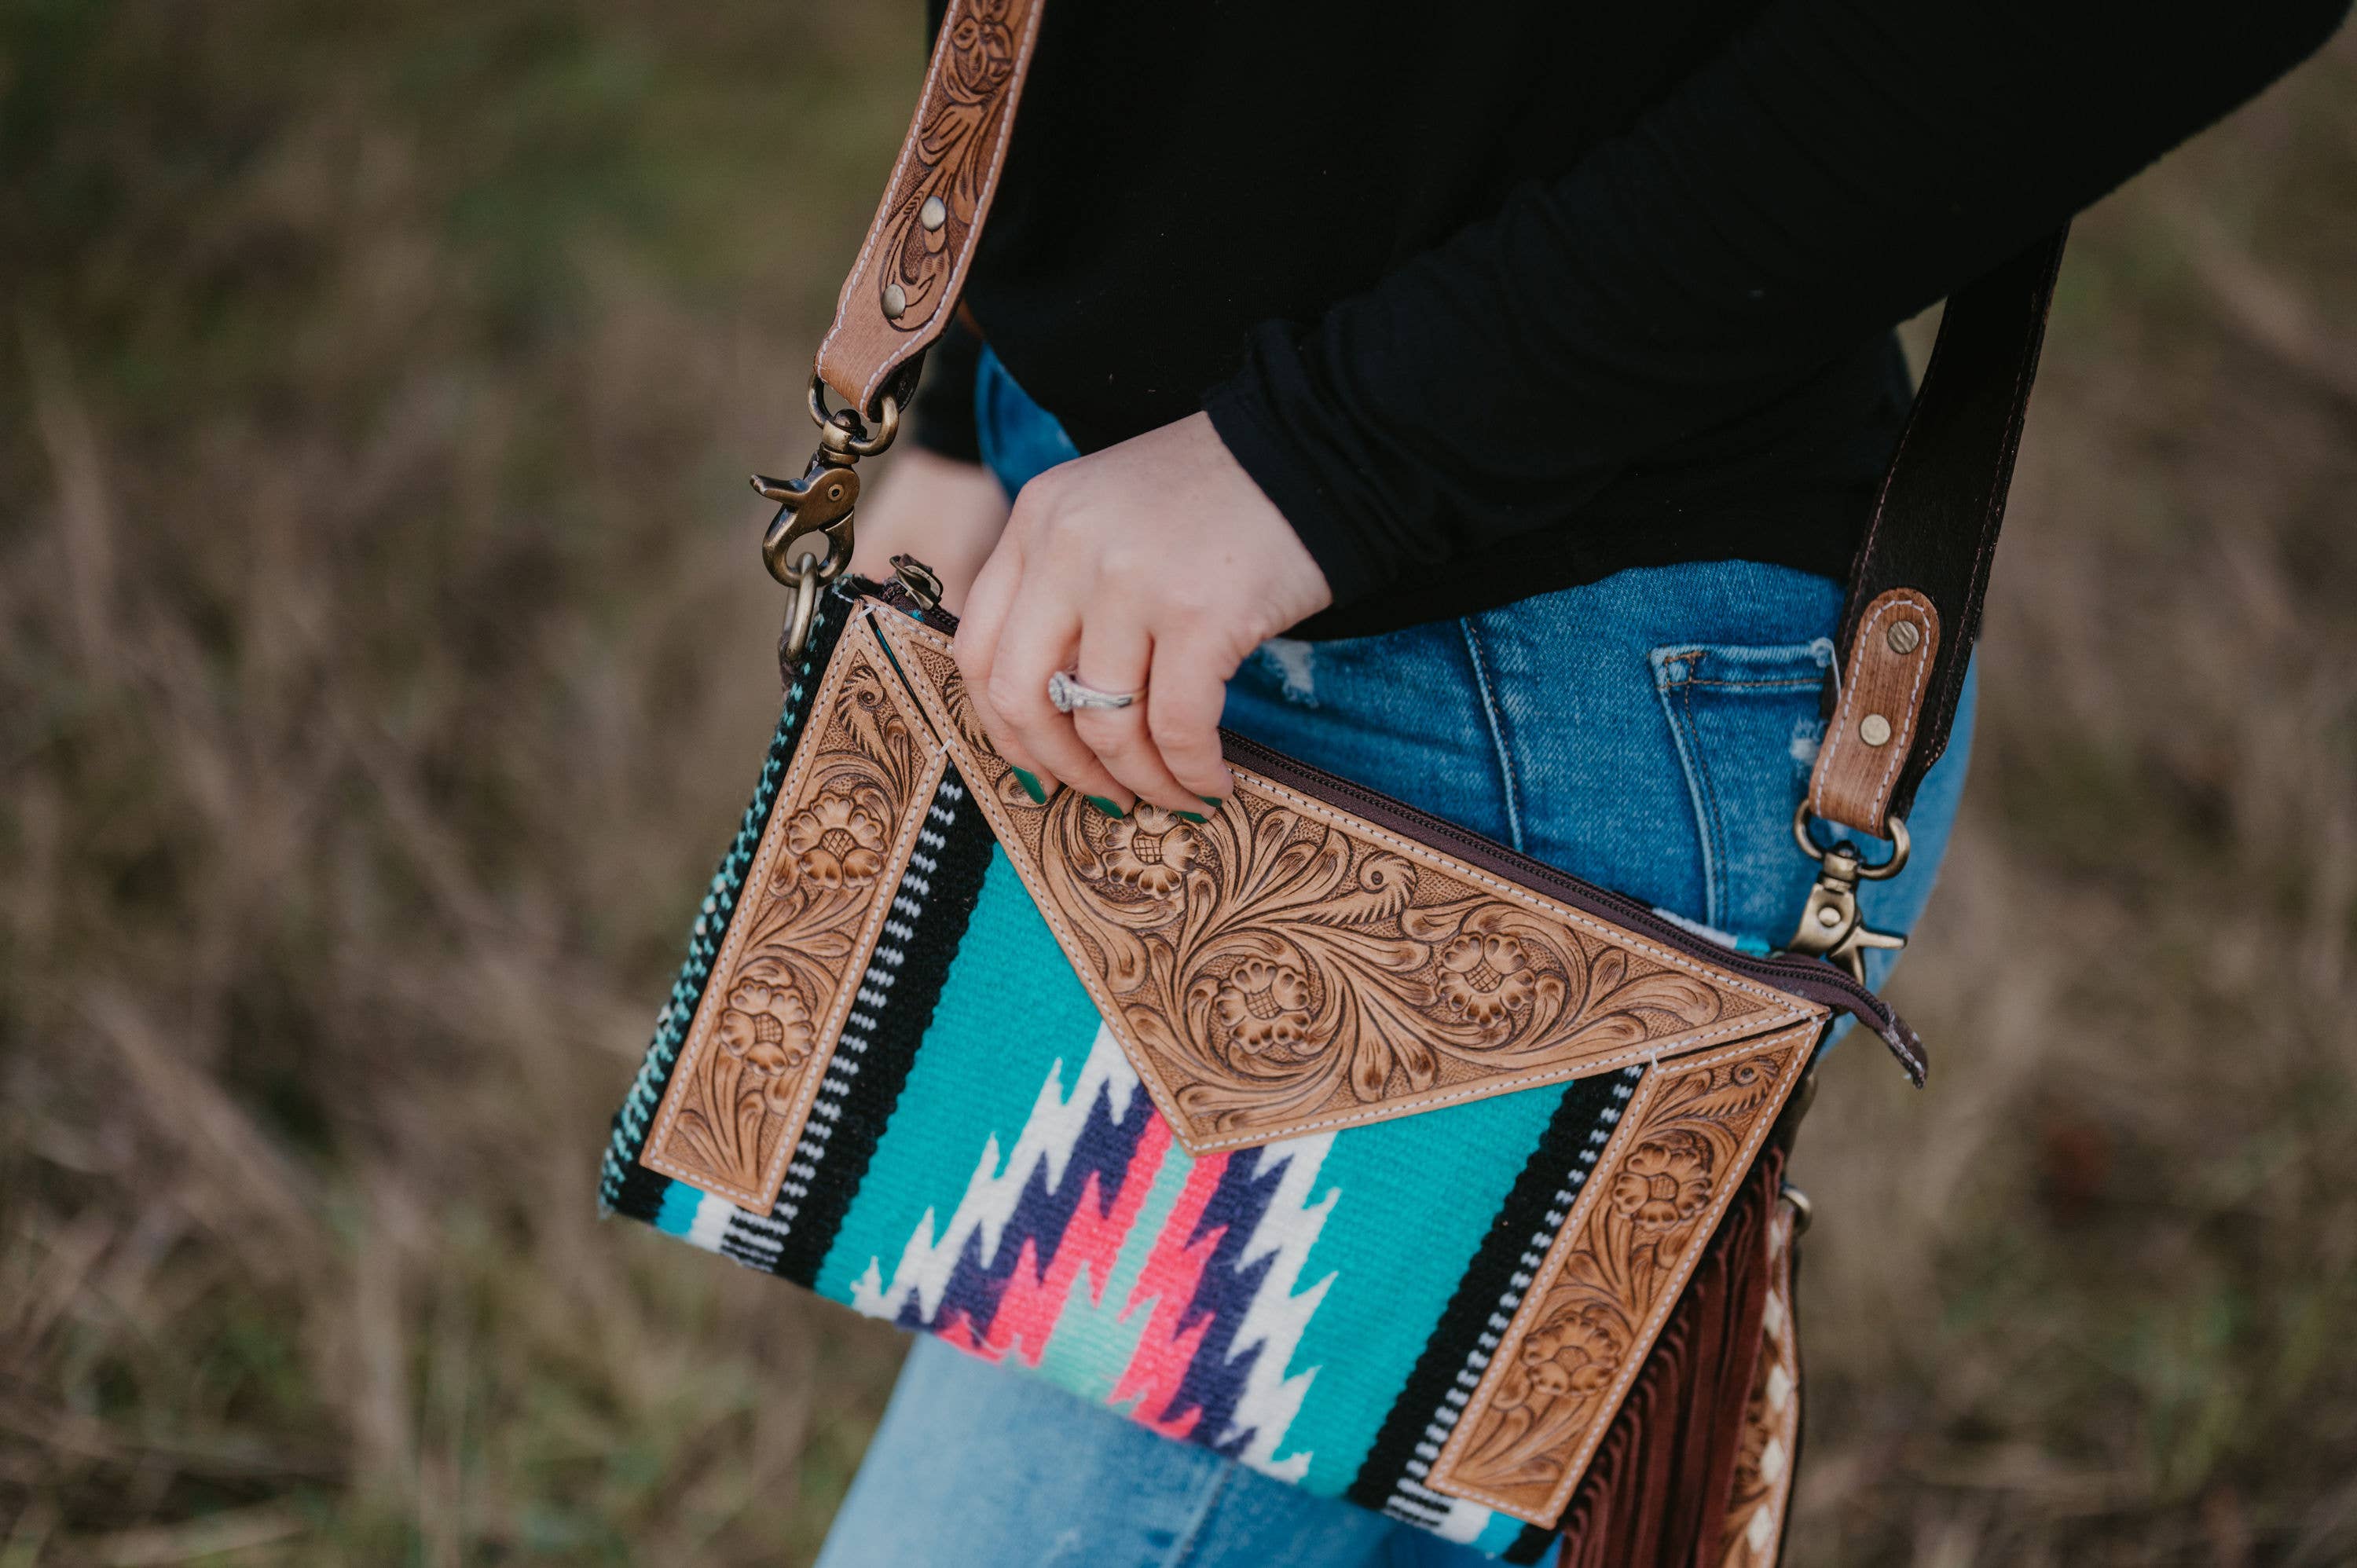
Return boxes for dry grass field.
[3,3,2353,1563]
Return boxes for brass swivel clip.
[1784,802,1910,986]
[755,378,900,671]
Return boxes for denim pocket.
[1649,638,1835,942]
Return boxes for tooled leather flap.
[814,0,1048,415]
[639,610,948,1209]
[1426,1021,1813,1526]
[862,602,1827,1156]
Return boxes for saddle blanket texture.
[601,598,1813,1562]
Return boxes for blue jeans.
[817,348,1972,1566]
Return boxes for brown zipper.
[1219,732,1924,1082]
[856,576,1926,1083]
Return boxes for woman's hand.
[954,411,1332,815]
[845,446,1014,610]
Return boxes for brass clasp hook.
[759,379,900,671]
[1784,802,1909,985]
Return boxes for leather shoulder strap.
[1805,230,2069,838]
[813,0,1047,419]
[813,2,2063,843]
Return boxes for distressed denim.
[818,347,1972,1566]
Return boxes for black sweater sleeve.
[909,314,984,465]
[1203,0,2350,611]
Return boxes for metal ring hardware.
[759,382,902,672]
[1783,802,1910,982]
[1790,801,1910,881]
[780,568,821,668]
[806,377,900,457]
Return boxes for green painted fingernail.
[1086,795,1127,819]
[1200,795,1225,806]
[1010,766,1047,804]
[1176,811,1208,824]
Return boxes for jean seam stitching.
[1164,1464,1233,1568]
[1651,650,1726,929]
[1678,678,1821,691]
[1458,617,1527,853]
[1682,678,1735,928]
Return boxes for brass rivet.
[1816,905,1844,929]
[881,282,907,320]
[1860,713,1893,747]
[919,195,948,232]
[1886,620,1923,655]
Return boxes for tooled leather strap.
[1806,230,2069,837]
[813,0,1048,419]
[822,5,2060,838]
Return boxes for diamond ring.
[1047,669,1143,713]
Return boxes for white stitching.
[812,21,952,388]
[1175,1017,1803,1151]
[877,611,1813,1004]
[1425,1022,1814,1522]
[1457,618,1525,852]
[1866,599,1936,820]
[1808,590,1934,830]
[1841,306,1945,623]
[643,611,948,1207]
[818,0,1050,412]
[859,0,1045,408]
[868,609,1823,1155]
[880,610,1816,1009]
[1813,285,2039,830]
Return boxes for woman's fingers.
[962,551,1233,815]
[1070,617,1199,814]
[988,593,1133,813]
[952,533,1056,794]
[1145,632,1237,802]
[953,412,1322,819]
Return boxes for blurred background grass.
[2,2,2352,1563]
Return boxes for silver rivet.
[1860,713,1893,746]
[919,195,948,232]
[1886,620,1923,655]
[881,282,907,320]
[1816,905,1844,929]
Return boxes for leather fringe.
[1554,1145,1786,1568]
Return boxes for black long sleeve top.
[910,0,2347,638]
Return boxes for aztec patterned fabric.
[603,592,1816,1561]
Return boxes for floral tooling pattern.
[1428,1037,1809,1524]
[641,617,944,1207]
[866,610,1798,1153]
[875,0,1041,333]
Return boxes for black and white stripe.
[1345,1066,1641,1559]
[711,773,971,1273]
[600,599,845,1221]
[1380,1068,1637,1538]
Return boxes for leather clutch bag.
[599,0,2064,1555]
[601,571,1915,1561]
